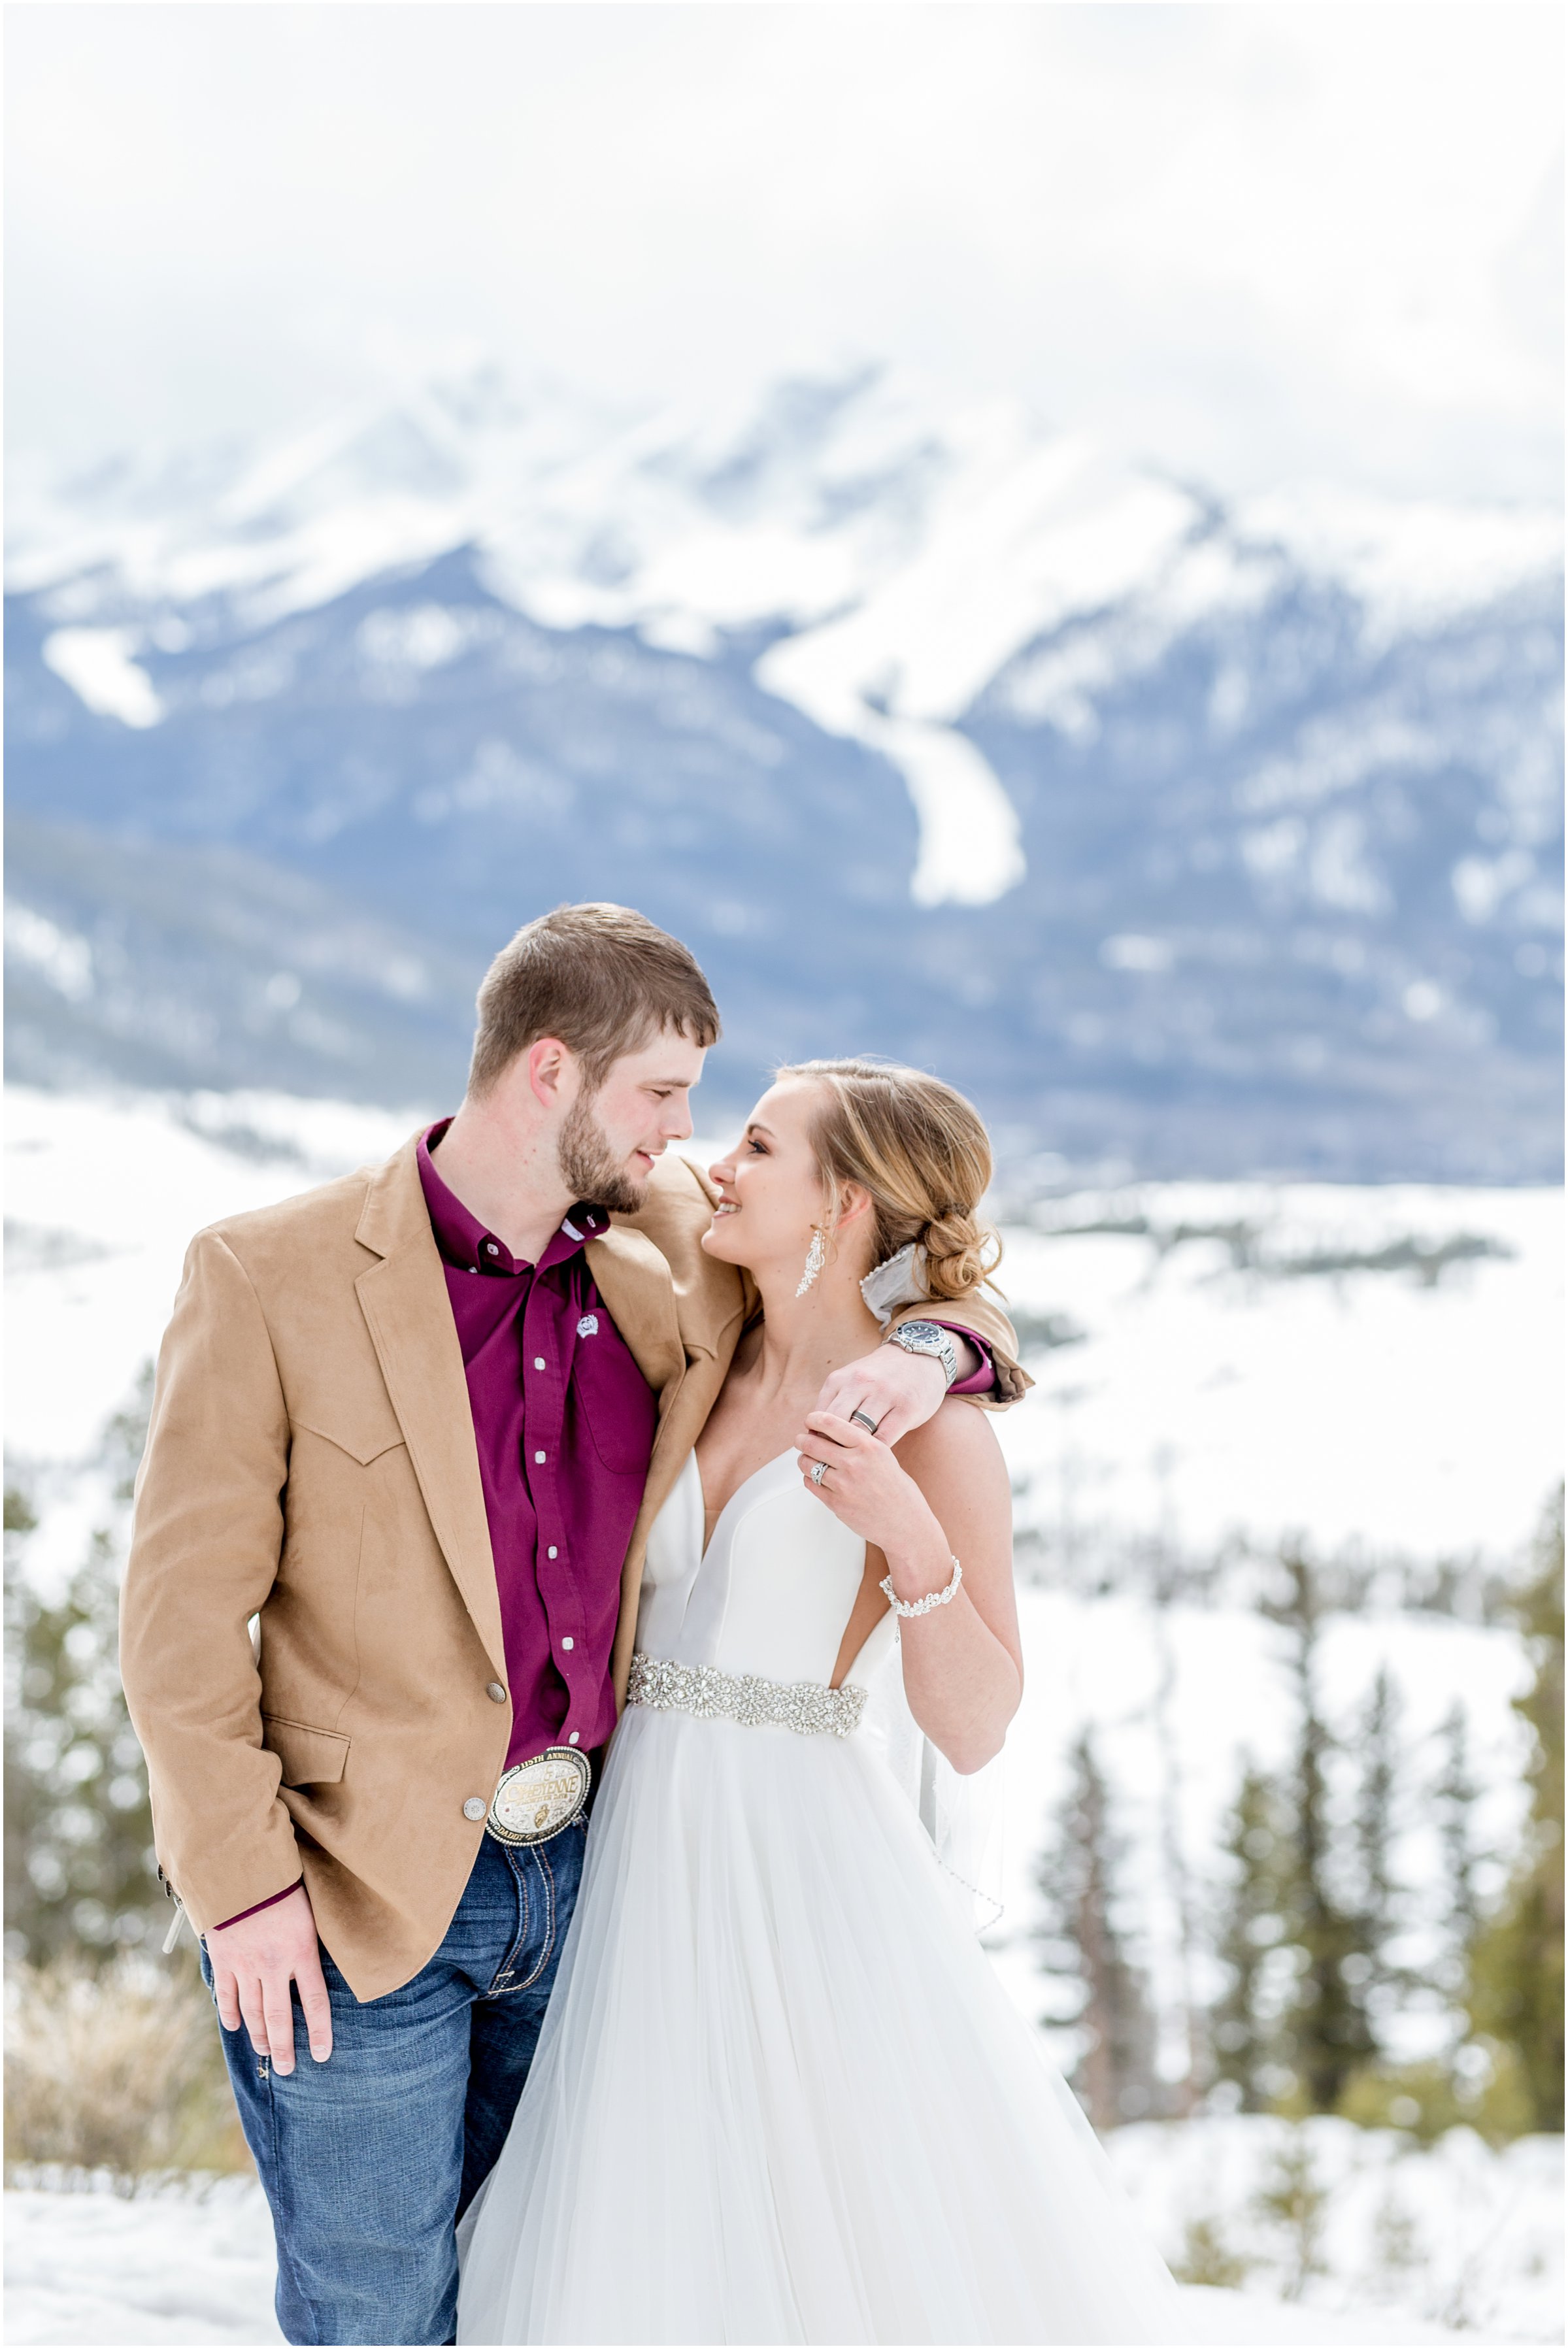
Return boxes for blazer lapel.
[584,1225,688,1402]
[354,1141,506,1678]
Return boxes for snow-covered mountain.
[6,364,1561,1176]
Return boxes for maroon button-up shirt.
[418,1120,657,1771]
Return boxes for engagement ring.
[810,1459,829,1487]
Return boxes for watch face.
[897,1322,947,1346]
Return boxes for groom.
[120,902,1024,2347]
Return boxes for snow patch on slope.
[40,630,163,727]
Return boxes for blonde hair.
[776,1058,1003,1303]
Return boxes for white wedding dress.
[458,1452,1188,2345]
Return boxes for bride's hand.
[794,1410,938,1556]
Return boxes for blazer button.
[486,1682,508,1704]
[463,1797,488,1821]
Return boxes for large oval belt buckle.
[486,1746,592,1846]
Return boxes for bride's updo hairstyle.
[777,1058,1003,1302]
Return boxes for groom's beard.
[556,1091,650,1216]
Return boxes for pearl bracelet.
[879,1555,963,1618]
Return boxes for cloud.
[5,3,1561,499]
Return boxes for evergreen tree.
[1353,1665,1408,2005]
[1251,2131,1331,2301]
[1034,1729,1162,2128]
[1259,1550,1378,2112]
[1467,1488,1565,2131]
[1433,1699,1482,1958]
[3,1484,44,1952]
[4,1370,160,1965]
[1210,1762,1291,2110]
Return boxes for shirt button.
[567,1731,580,1746]
[463,1797,487,1821]
[534,1357,546,1371]
[534,1450,547,1464]
[486,1682,507,1704]
[547,1546,559,1559]
[561,1636,575,1652]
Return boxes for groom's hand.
[814,1335,978,1447]
[207,1883,333,2073]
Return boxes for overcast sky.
[6,3,1562,502]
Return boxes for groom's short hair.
[469,903,721,1096]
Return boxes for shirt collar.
[417,1120,608,1276]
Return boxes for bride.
[458,1058,1186,2345]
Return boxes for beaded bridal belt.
[626,1653,868,1739]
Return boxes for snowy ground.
[7,1084,1560,1573]
[7,2114,1561,2345]
[5,1085,1563,2344]
[993,1180,1560,1567]
[1105,2118,1563,2342]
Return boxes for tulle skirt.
[457,1705,1188,2344]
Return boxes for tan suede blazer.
[120,1137,1027,1999]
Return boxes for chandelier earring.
[795,1225,828,1298]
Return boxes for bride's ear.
[831,1181,876,1237]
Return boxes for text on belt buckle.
[486,1746,592,1846]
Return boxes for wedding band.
[850,1409,880,1434]
[810,1459,829,1487]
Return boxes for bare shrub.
[4,1954,251,2191]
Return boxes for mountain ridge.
[6,365,1561,1179]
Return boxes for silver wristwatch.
[882,1319,960,1388]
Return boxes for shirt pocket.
[573,1333,658,1476]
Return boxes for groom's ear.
[524,1037,573,1108]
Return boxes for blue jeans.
[204,1822,586,2346]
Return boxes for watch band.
[882,1320,960,1388]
